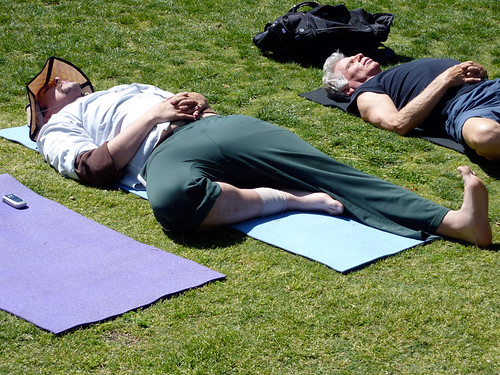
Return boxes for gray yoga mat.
[299,88,465,153]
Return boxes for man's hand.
[441,62,485,88]
[146,95,206,125]
[168,92,209,119]
[460,61,488,79]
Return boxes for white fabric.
[254,187,288,217]
[37,84,174,189]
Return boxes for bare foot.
[284,190,344,215]
[437,166,492,247]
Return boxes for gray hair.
[322,51,349,101]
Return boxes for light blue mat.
[0,125,38,150]
[1,125,430,272]
[232,212,426,272]
[0,125,148,199]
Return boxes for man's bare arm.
[107,92,208,169]
[356,62,485,135]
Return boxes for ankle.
[254,187,288,217]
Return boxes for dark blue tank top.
[347,58,483,130]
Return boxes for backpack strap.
[289,1,319,13]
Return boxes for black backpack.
[253,2,395,64]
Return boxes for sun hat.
[26,57,94,141]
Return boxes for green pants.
[141,115,448,238]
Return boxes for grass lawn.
[0,0,499,373]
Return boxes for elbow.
[379,120,410,136]
[387,117,411,136]
[74,146,126,186]
[394,126,410,136]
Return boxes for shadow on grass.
[465,151,500,179]
[261,45,403,68]
[488,242,500,252]
[166,227,248,250]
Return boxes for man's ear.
[43,109,54,124]
[343,86,356,97]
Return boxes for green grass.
[0,0,499,373]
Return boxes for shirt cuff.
[74,142,126,185]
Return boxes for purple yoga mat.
[0,174,225,334]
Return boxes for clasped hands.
[459,61,488,79]
[441,61,487,88]
[147,91,210,125]
[167,91,209,120]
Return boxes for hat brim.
[26,57,94,141]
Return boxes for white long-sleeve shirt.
[37,84,174,189]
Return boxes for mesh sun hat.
[26,57,94,141]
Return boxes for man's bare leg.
[200,168,492,247]
[436,166,492,247]
[462,117,500,161]
[198,182,344,230]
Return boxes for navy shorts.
[446,79,500,144]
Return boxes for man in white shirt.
[26,57,492,247]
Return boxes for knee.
[463,120,500,160]
[147,182,187,231]
[470,121,499,143]
[147,177,220,233]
